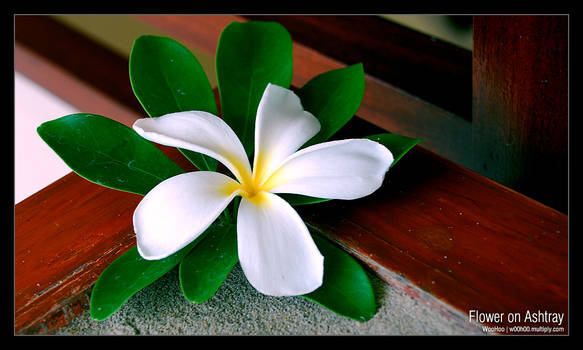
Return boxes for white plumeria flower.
[132,83,394,296]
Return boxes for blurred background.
[14,15,473,203]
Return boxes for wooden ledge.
[14,15,568,334]
[133,15,473,168]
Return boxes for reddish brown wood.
[14,15,142,115]
[14,145,195,334]
[14,15,568,335]
[244,15,473,121]
[317,116,568,333]
[15,44,141,128]
[15,173,139,332]
[14,42,196,332]
[300,145,567,333]
[473,16,568,213]
[133,15,473,168]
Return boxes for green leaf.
[279,193,331,207]
[179,224,238,303]
[216,21,293,156]
[297,63,365,147]
[364,133,424,168]
[90,235,203,321]
[303,232,377,322]
[176,147,217,173]
[129,35,218,171]
[37,113,183,196]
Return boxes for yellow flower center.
[227,176,266,205]
[240,178,261,199]
[221,152,289,206]
[218,157,266,205]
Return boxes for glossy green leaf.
[303,232,377,322]
[89,234,206,321]
[364,133,424,168]
[297,63,365,147]
[37,113,183,196]
[216,21,293,156]
[129,35,218,171]
[179,223,238,303]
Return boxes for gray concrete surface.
[54,264,486,335]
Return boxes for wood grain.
[318,117,568,333]
[14,15,143,114]
[473,16,568,213]
[14,139,196,335]
[14,15,568,334]
[244,15,473,121]
[133,15,474,169]
[15,173,140,333]
[15,44,140,128]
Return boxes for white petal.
[253,83,321,186]
[134,171,241,260]
[133,111,252,184]
[237,192,324,296]
[265,139,393,200]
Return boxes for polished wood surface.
[244,15,473,121]
[134,15,474,169]
[473,16,568,213]
[14,15,568,334]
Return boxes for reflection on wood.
[14,15,568,334]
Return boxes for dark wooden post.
[472,15,568,213]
